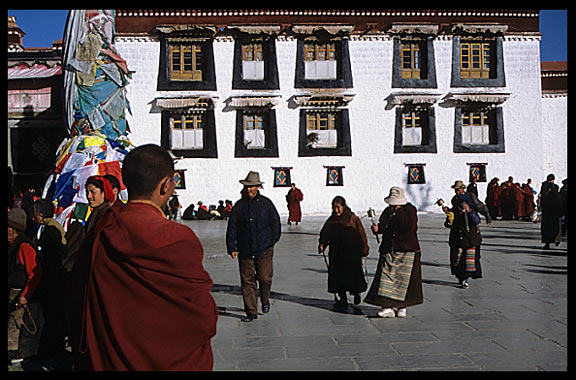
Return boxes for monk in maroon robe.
[522,182,536,218]
[485,178,500,220]
[82,144,218,370]
[500,182,515,220]
[512,183,526,219]
[493,183,503,218]
[286,183,304,225]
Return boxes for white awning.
[388,23,440,35]
[445,92,510,104]
[452,23,508,35]
[388,92,443,106]
[228,96,280,108]
[227,25,282,35]
[155,96,216,109]
[292,91,355,107]
[292,24,354,35]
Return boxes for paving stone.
[188,214,567,371]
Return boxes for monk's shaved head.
[122,144,174,198]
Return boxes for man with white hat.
[226,171,281,322]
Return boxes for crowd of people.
[8,145,218,371]
[170,182,304,226]
[483,176,537,221]
[180,199,234,220]
[484,175,567,247]
[7,150,567,371]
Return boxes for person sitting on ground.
[194,201,213,220]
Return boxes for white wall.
[541,95,568,181]
[115,34,564,217]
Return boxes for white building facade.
[113,9,565,215]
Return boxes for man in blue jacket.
[226,171,281,322]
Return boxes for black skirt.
[327,249,367,295]
[364,252,423,308]
[450,244,483,281]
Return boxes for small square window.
[235,109,279,158]
[401,40,424,79]
[325,166,344,186]
[407,164,426,184]
[243,112,265,149]
[161,109,218,158]
[173,170,186,189]
[304,42,338,80]
[468,163,487,183]
[306,111,337,148]
[273,167,292,187]
[461,110,490,145]
[460,41,493,79]
[169,43,203,81]
[170,113,204,150]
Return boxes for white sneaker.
[377,308,395,318]
[396,308,407,318]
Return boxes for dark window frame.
[392,36,437,88]
[157,37,217,91]
[394,106,437,153]
[272,167,292,187]
[298,108,352,157]
[325,166,344,186]
[451,36,506,88]
[453,105,505,153]
[294,38,353,89]
[174,170,187,189]
[407,164,426,184]
[234,108,279,158]
[468,163,487,183]
[232,37,279,90]
[160,110,218,158]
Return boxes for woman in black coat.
[318,196,369,310]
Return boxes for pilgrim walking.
[364,187,423,318]
[286,183,304,225]
[226,171,282,322]
[318,196,369,311]
[539,174,563,249]
[443,180,491,288]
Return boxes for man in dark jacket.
[447,180,491,289]
[226,171,281,322]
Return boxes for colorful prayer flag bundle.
[42,10,134,231]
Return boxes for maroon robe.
[500,184,515,219]
[83,201,218,370]
[522,184,535,217]
[512,184,526,218]
[286,188,304,223]
[485,182,499,219]
[493,185,502,218]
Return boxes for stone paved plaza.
[8,212,567,371]
[193,212,567,371]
